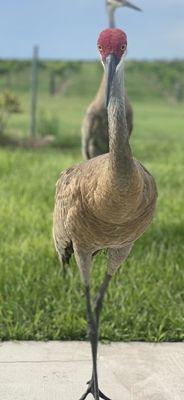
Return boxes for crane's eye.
[98,45,103,52]
[121,45,126,51]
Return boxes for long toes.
[79,382,111,400]
[99,390,112,400]
[78,388,90,400]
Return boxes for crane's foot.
[78,380,112,400]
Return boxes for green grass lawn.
[0,98,184,341]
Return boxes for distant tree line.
[0,59,183,101]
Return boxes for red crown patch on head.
[97,29,127,62]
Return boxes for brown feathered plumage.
[53,154,156,277]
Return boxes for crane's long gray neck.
[108,63,133,186]
[107,6,116,28]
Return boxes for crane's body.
[82,0,141,160]
[54,155,156,270]
[82,75,133,158]
[53,29,157,400]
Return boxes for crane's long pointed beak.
[105,54,119,108]
[123,0,142,12]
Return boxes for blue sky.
[0,0,184,60]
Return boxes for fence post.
[50,70,56,96]
[175,81,183,103]
[30,45,39,137]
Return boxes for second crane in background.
[82,0,142,159]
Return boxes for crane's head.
[106,0,142,12]
[97,28,127,107]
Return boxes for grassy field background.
[0,60,184,341]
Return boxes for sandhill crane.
[107,0,142,28]
[82,0,141,160]
[53,28,157,400]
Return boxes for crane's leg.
[79,281,112,400]
[86,245,133,400]
[74,248,99,400]
[77,245,133,400]
[93,245,133,329]
[84,274,112,400]
[74,248,111,400]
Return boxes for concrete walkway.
[0,342,184,399]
